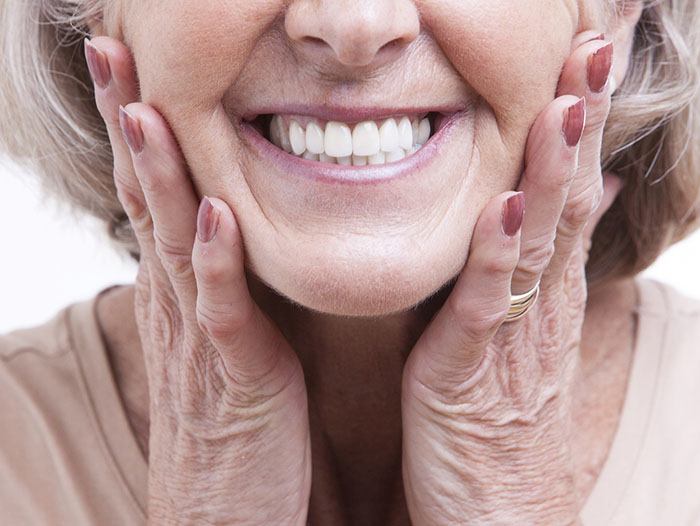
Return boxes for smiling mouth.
[245,112,449,166]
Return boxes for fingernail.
[197,196,220,243]
[119,105,144,154]
[84,38,111,89]
[587,41,614,93]
[502,192,525,237]
[562,97,586,148]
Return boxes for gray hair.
[1,0,699,285]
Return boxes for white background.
[1,158,699,334]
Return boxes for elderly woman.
[1,0,699,524]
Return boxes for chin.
[247,233,468,317]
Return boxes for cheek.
[424,0,574,124]
[423,0,575,189]
[126,1,283,113]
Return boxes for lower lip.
[238,112,466,186]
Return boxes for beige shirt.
[1,278,699,525]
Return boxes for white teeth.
[398,116,413,150]
[379,118,399,152]
[417,118,431,145]
[385,148,406,163]
[267,113,434,166]
[352,155,368,166]
[290,120,306,155]
[305,121,325,154]
[324,121,353,158]
[368,151,386,165]
[352,121,381,156]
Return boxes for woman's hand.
[84,37,311,524]
[401,32,622,525]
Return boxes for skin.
[85,0,643,523]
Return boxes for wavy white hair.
[1,0,699,284]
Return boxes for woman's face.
[113,0,607,316]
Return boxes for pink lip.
[238,110,467,186]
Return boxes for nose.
[285,0,420,68]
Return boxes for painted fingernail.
[119,106,144,154]
[197,196,220,243]
[502,192,525,237]
[587,41,614,93]
[84,38,111,89]
[562,97,586,147]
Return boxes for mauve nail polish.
[502,192,525,237]
[84,38,111,89]
[119,106,144,154]
[562,98,586,148]
[197,197,220,243]
[587,41,614,93]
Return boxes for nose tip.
[285,0,420,68]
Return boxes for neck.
[96,273,637,522]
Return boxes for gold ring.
[504,281,540,322]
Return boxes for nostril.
[378,38,402,55]
[302,36,329,48]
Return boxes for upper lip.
[241,104,466,124]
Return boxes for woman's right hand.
[84,36,311,524]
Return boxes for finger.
[546,40,615,284]
[191,197,297,384]
[405,191,524,391]
[119,103,200,323]
[84,37,173,302]
[84,37,145,229]
[509,96,585,295]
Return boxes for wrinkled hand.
[84,37,311,524]
[401,32,623,525]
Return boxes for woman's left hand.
[401,32,623,525]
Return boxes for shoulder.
[636,277,700,323]
[0,305,73,364]
[634,277,700,376]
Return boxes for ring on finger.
[505,280,540,322]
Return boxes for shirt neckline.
[66,278,665,523]
[579,277,666,524]
[67,284,148,517]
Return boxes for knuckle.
[448,295,506,346]
[137,161,172,196]
[479,251,518,276]
[128,204,153,234]
[194,253,229,285]
[154,230,194,283]
[563,186,601,227]
[518,237,555,279]
[151,294,184,349]
[113,165,136,193]
[196,300,253,343]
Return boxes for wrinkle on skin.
[92,1,644,521]
[105,1,610,318]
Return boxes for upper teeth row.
[269,115,432,160]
